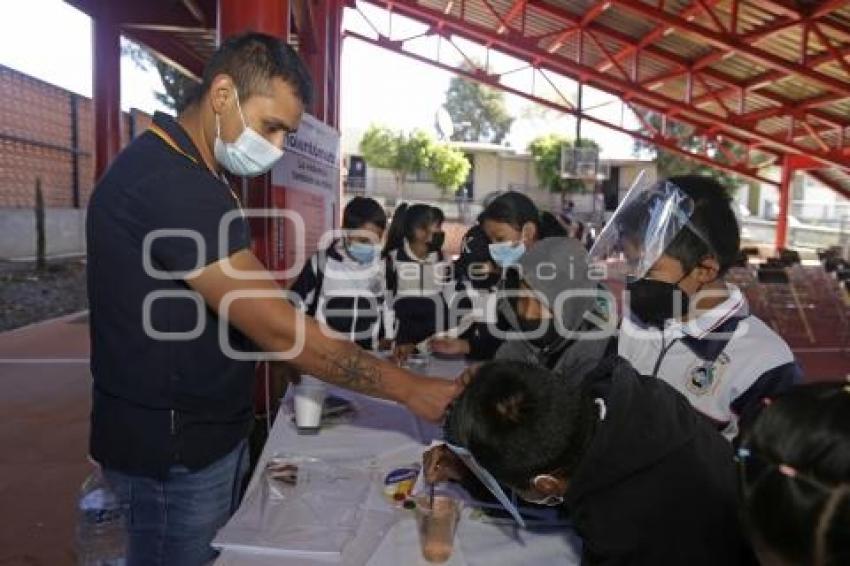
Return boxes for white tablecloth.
[214,357,581,565]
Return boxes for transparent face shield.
[588,171,697,279]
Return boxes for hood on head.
[566,357,703,500]
[514,237,598,333]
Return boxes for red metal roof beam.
[756,0,805,19]
[364,0,846,168]
[695,0,727,32]
[801,121,832,152]
[346,28,778,185]
[809,0,850,20]
[548,1,610,54]
[610,0,850,97]
[809,170,850,200]
[811,22,850,78]
[596,0,723,73]
[77,0,209,32]
[497,0,527,34]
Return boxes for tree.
[444,75,514,144]
[153,60,198,112]
[528,134,600,197]
[34,178,46,271]
[359,125,435,201]
[634,112,745,194]
[122,42,198,112]
[428,144,471,195]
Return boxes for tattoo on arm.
[323,345,383,394]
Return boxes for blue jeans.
[104,439,249,566]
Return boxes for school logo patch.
[686,352,730,396]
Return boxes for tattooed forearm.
[322,345,384,394]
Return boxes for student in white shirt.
[383,203,452,358]
[592,174,802,439]
[290,197,391,350]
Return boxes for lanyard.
[147,124,242,207]
[149,124,199,165]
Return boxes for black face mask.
[626,276,690,329]
[428,230,446,252]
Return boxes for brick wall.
[0,64,151,209]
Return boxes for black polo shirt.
[86,112,255,479]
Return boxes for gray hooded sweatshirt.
[494,237,614,384]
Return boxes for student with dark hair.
[492,237,614,378]
[430,205,446,228]
[290,197,389,349]
[429,206,446,254]
[384,203,453,356]
[478,191,567,268]
[427,358,754,565]
[430,222,503,360]
[738,383,850,566]
[86,32,458,565]
[594,174,800,439]
[429,192,568,358]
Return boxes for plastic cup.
[404,351,431,372]
[414,495,461,563]
[293,383,327,434]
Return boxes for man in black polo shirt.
[87,33,459,565]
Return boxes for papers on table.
[213,454,397,564]
[443,443,526,528]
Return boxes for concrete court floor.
[0,312,91,566]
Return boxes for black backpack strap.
[385,252,398,295]
[306,253,326,317]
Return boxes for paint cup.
[404,351,431,372]
[293,383,327,434]
[414,495,461,563]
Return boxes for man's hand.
[423,444,468,484]
[429,338,471,357]
[402,375,462,423]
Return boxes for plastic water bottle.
[75,469,127,565]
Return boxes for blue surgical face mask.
[347,241,380,264]
[489,241,526,267]
[214,87,284,177]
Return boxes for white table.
[214,357,581,565]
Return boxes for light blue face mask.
[347,241,380,264]
[214,87,285,177]
[489,241,526,267]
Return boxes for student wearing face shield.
[290,197,391,350]
[590,174,801,440]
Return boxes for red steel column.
[328,0,343,130]
[218,0,289,42]
[306,0,330,122]
[298,0,343,126]
[217,0,291,422]
[216,0,291,268]
[92,13,121,181]
[775,154,794,251]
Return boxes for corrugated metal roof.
[593,7,657,40]
[411,0,850,183]
[66,0,850,190]
[654,33,716,61]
